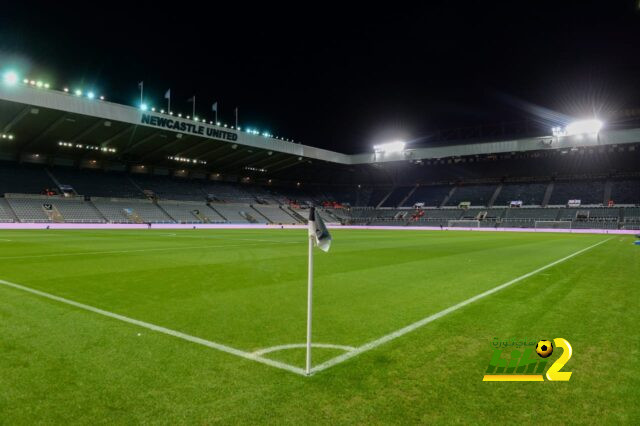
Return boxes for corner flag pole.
[305,207,331,376]
[305,230,314,375]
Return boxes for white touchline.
[310,237,612,374]
[0,278,307,376]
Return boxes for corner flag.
[308,207,331,252]
[306,207,331,375]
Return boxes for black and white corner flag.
[308,207,331,252]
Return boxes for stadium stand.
[402,185,451,207]
[446,184,497,206]
[548,180,605,205]
[92,198,172,223]
[157,200,226,223]
[251,205,301,224]
[208,204,251,223]
[5,196,53,222]
[50,168,144,198]
[0,161,54,195]
[493,182,548,206]
[610,179,640,205]
[381,187,412,207]
[131,174,207,201]
[0,198,17,222]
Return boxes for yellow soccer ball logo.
[536,340,554,358]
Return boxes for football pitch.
[0,229,638,423]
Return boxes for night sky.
[1,1,639,153]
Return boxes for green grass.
[0,229,638,424]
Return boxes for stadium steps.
[0,198,19,222]
[488,184,502,208]
[376,187,396,208]
[87,200,108,222]
[280,205,304,223]
[398,184,419,208]
[285,206,306,223]
[440,186,457,207]
[154,202,178,223]
[542,182,554,207]
[207,204,228,222]
[126,176,148,198]
[250,205,273,224]
[45,168,71,195]
[603,180,613,204]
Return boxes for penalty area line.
[0,279,306,376]
[311,237,613,375]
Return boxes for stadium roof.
[1,83,640,176]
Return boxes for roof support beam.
[139,136,188,161]
[218,151,266,172]
[70,120,105,143]
[2,105,31,133]
[19,114,68,152]
[269,158,304,174]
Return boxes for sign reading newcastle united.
[141,114,238,141]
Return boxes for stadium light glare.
[87,91,95,99]
[99,95,104,100]
[2,71,19,86]
[140,103,148,111]
[74,89,82,96]
[44,83,50,89]
[374,141,406,153]
[151,107,156,112]
[565,119,603,136]
[63,87,69,92]
[36,81,43,88]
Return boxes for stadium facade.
[0,80,639,232]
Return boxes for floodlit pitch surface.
[0,229,638,423]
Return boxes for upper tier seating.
[446,184,497,206]
[548,180,605,205]
[0,161,54,195]
[381,187,412,207]
[494,182,548,206]
[131,175,207,201]
[402,185,451,207]
[610,180,640,205]
[51,168,143,198]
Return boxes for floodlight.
[140,103,148,111]
[87,91,95,99]
[63,87,69,92]
[36,81,43,88]
[565,119,602,136]
[374,141,406,153]
[2,71,19,86]
[74,89,82,96]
